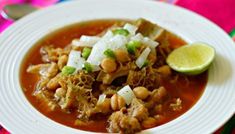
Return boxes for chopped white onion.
[117,85,135,105]
[86,31,114,65]
[72,35,100,47]
[130,33,144,42]
[67,50,85,71]
[92,65,101,72]
[87,30,128,65]
[87,31,113,65]
[123,23,138,35]
[86,24,158,66]
[102,30,114,39]
[107,35,128,50]
[97,94,106,105]
[71,39,80,46]
[67,50,81,66]
[73,58,85,71]
[131,34,159,53]
[80,35,100,42]
[142,37,159,52]
[135,47,151,68]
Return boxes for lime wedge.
[166,43,215,75]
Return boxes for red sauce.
[20,19,207,132]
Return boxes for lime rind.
[166,43,215,75]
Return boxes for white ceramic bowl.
[0,0,234,134]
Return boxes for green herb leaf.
[113,29,130,36]
[142,60,149,68]
[83,62,93,73]
[126,44,136,54]
[82,47,91,60]
[129,40,141,47]
[104,49,116,59]
[126,40,141,54]
[62,66,76,75]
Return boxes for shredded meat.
[86,98,111,117]
[107,108,141,134]
[46,74,61,91]
[27,62,59,78]
[107,98,149,134]
[145,86,167,109]
[135,18,165,41]
[97,62,132,84]
[56,72,96,111]
[169,98,182,111]
[35,78,50,91]
[27,64,50,74]
[128,98,148,121]
[40,45,71,62]
[126,67,161,90]
[34,90,58,112]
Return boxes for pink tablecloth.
[175,0,235,33]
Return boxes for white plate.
[0,0,234,134]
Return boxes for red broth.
[20,19,207,132]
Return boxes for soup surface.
[20,19,207,133]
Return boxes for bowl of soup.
[0,0,234,134]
